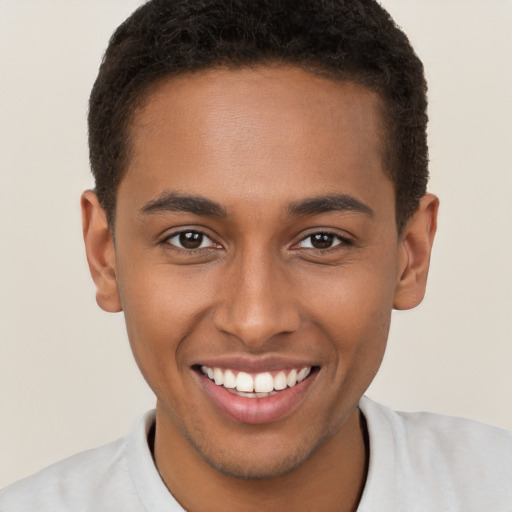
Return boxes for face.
[85,66,428,480]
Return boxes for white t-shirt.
[2,397,511,511]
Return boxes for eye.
[297,232,347,250]
[165,230,217,250]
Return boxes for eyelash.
[162,230,219,251]
[162,229,352,253]
[293,231,353,252]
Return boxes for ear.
[393,193,439,310]
[81,190,122,313]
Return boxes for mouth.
[199,365,313,398]
[193,363,319,424]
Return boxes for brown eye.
[166,230,214,250]
[297,232,346,250]
[310,233,335,249]
[179,231,203,249]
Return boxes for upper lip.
[193,355,318,373]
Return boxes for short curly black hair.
[89,0,428,233]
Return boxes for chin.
[200,448,312,481]
[183,426,326,481]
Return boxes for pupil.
[179,231,203,249]
[312,233,334,249]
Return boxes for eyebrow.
[140,191,373,219]
[288,194,374,217]
[141,192,227,217]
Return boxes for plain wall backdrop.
[1,0,511,487]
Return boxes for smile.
[195,363,319,424]
[200,366,312,398]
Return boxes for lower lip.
[197,371,316,424]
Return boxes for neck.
[153,405,369,512]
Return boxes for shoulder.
[0,412,155,512]
[359,397,512,511]
[361,395,512,454]
[0,437,143,512]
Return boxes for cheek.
[300,254,397,336]
[298,250,397,383]
[115,260,214,388]
[118,254,211,329]
[320,286,392,380]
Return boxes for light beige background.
[1,0,511,487]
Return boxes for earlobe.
[81,190,122,313]
[393,193,439,310]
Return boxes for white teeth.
[229,390,276,398]
[274,371,288,390]
[297,367,311,382]
[223,369,236,389]
[201,366,313,395]
[236,371,254,392]
[254,372,274,393]
[213,367,224,386]
[287,369,298,387]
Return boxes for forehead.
[121,65,392,219]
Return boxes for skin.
[82,66,438,511]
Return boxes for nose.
[213,249,300,347]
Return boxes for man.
[1,0,511,510]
